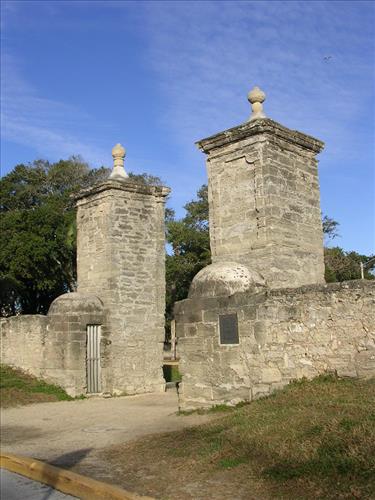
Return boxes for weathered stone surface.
[189,262,266,298]
[0,292,104,396]
[176,280,375,410]
[196,117,325,289]
[1,171,170,397]
[1,315,48,378]
[175,96,374,411]
[76,178,170,395]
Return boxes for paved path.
[1,391,210,470]
[0,469,77,500]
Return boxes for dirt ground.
[1,391,260,499]
[3,380,373,500]
[1,390,214,497]
[97,435,271,500]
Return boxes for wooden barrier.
[1,453,154,500]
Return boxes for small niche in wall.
[219,313,239,345]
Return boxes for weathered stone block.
[177,279,375,409]
[252,384,271,399]
[76,179,170,395]
[260,367,282,384]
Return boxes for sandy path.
[1,391,210,471]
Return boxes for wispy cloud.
[141,1,374,165]
[1,53,110,168]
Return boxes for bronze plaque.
[219,313,239,344]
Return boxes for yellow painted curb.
[0,453,154,500]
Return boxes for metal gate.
[86,325,101,393]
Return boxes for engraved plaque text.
[219,313,239,345]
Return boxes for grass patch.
[100,374,375,499]
[163,364,181,383]
[0,364,76,407]
[219,456,248,469]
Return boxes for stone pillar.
[196,87,325,289]
[76,144,170,394]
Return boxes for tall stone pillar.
[197,87,325,289]
[76,144,170,394]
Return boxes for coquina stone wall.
[44,293,105,395]
[1,145,170,397]
[1,315,48,379]
[76,179,170,395]
[175,88,374,411]
[0,293,104,397]
[175,279,375,410]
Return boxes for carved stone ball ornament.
[109,143,128,180]
[248,86,266,121]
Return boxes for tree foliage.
[322,215,340,242]
[324,247,374,282]
[128,172,164,186]
[0,158,110,316]
[165,185,210,326]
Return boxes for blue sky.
[1,1,374,254]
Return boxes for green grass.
[219,456,248,469]
[104,374,375,499]
[0,364,77,407]
[163,364,181,383]
[195,375,375,495]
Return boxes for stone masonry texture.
[1,315,48,380]
[76,179,170,395]
[0,293,104,396]
[175,114,374,410]
[197,118,325,289]
[175,280,375,410]
[1,178,170,397]
[2,111,373,407]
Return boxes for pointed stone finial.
[109,143,128,180]
[248,86,266,121]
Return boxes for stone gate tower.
[174,88,374,411]
[76,144,170,395]
[198,87,325,288]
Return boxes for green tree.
[322,216,374,282]
[165,185,210,328]
[3,159,372,323]
[128,172,164,186]
[324,247,374,282]
[0,158,110,316]
[322,215,340,242]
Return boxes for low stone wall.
[1,315,48,379]
[0,293,104,397]
[175,280,375,410]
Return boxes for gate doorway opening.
[86,325,101,393]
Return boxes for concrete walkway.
[1,469,77,500]
[1,392,210,470]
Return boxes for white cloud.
[141,0,374,166]
[1,53,110,168]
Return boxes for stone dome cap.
[48,292,104,315]
[189,262,266,298]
